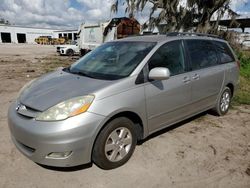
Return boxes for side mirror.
[148,67,170,81]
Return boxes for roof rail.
[166,32,222,39]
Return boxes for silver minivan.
[8,33,239,169]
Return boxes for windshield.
[71,40,77,45]
[68,41,156,80]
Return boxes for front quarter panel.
[88,83,148,138]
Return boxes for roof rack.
[166,32,222,39]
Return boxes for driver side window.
[148,40,185,76]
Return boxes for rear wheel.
[213,87,232,116]
[92,117,137,170]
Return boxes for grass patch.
[233,76,250,105]
[237,51,250,78]
[232,51,250,105]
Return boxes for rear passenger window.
[186,40,218,70]
[213,41,235,63]
[148,40,185,76]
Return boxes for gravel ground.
[0,44,249,188]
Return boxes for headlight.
[36,95,94,121]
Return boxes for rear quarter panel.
[224,62,239,93]
[224,42,240,93]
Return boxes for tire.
[92,117,137,170]
[212,87,232,116]
[66,49,74,56]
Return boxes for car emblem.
[16,104,27,112]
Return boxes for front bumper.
[8,102,105,167]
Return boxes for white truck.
[56,40,80,56]
[242,40,250,50]
[78,17,140,56]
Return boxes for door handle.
[183,76,191,83]
[192,74,200,80]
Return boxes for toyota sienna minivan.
[8,33,239,169]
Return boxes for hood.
[58,45,76,48]
[19,70,115,111]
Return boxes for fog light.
[46,151,72,159]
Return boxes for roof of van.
[117,34,226,43]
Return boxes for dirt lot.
[0,44,249,188]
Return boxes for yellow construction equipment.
[35,36,68,45]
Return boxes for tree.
[111,0,239,33]
[0,16,10,25]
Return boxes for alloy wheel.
[220,91,230,112]
[104,127,132,162]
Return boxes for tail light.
[236,60,240,69]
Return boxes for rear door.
[144,40,192,133]
[184,39,224,112]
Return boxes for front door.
[144,40,192,133]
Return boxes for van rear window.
[213,41,235,63]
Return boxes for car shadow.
[37,163,93,172]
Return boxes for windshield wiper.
[63,67,95,78]
[70,71,95,79]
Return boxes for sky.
[0,0,249,29]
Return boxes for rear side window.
[213,41,235,63]
[148,40,185,76]
[186,40,218,70]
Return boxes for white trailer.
[77,17,140,56]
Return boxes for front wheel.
[66,49,74,56]
[92,117,137,170]
[212,87,232,116]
